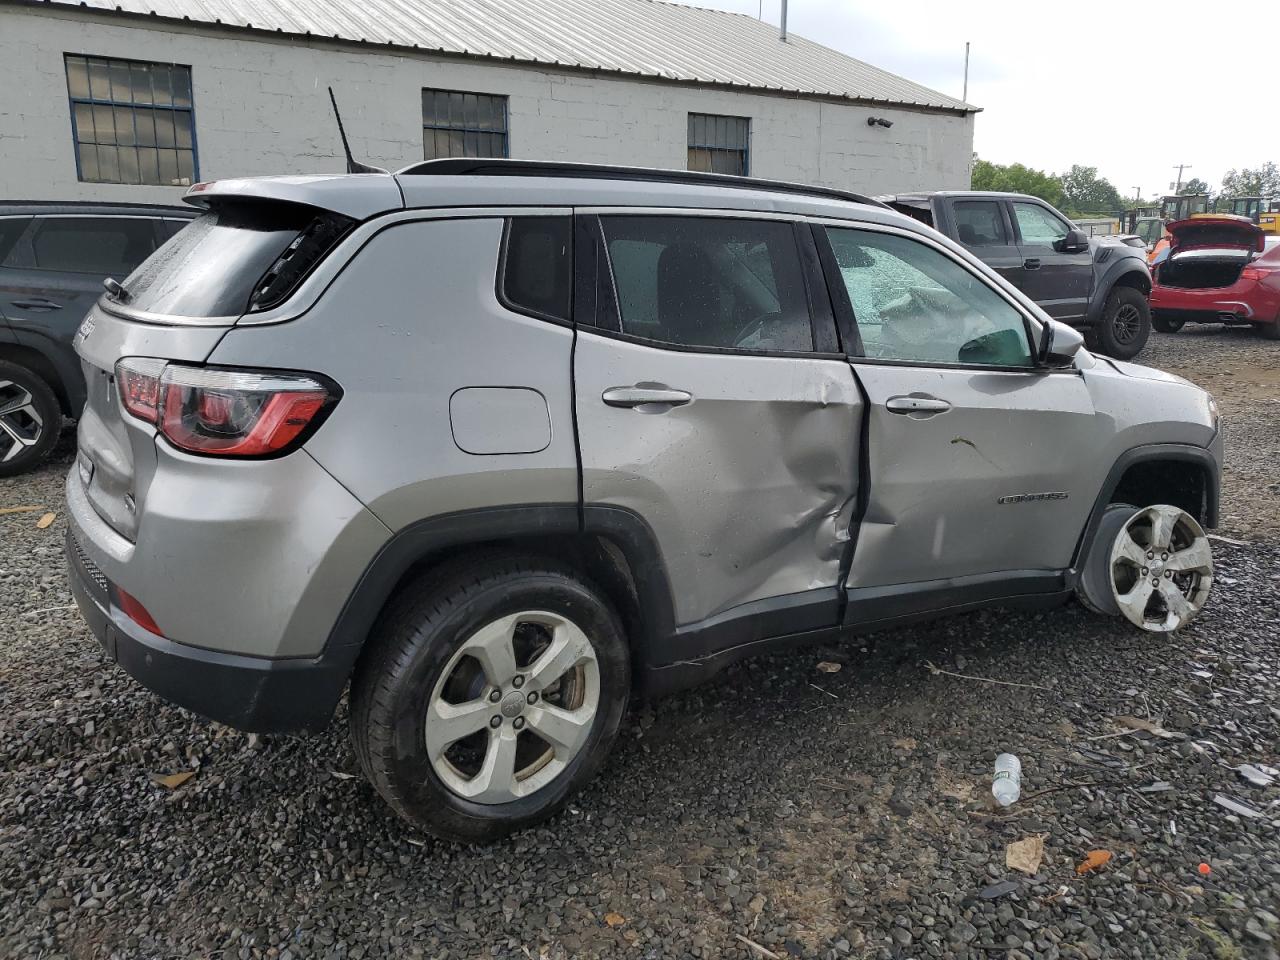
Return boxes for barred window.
[422,89,508,160]
[687,113,750,176]
[64,54,197,187]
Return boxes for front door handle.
[1023,258,1042,271]
[885,395,951,415]
[10,298,63,311]
[602,386,693,409]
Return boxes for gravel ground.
[2,328,1278,960]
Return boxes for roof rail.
[396,158,886,209]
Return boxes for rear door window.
[599,215,814,352]
[119,202,353,319]
[28,216,158,276]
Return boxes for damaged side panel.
[573,331,862,626]
[846,364,1099,589]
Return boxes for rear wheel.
[1077,504,1213,632]
[350,555,630,842]
[1151,311,1185,334]
[0,360,61,478]
[1094,286,1151,360]
[1252,321,1280,341]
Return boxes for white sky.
[674,0,1279,199]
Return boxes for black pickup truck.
[882,191,1152,360]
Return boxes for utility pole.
[779,0,787,40]
[1133,186,1142,202]
[963,42,970,102]
[1172,163,1192,193]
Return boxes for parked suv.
[0,202,196,475]
[882,192,1153,360]
[66,161,1221,841]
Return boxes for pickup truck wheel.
[1151,311,1185,334]
[1095,287,1151,360]
[0,359,61,478]
[350,556,630,843]
[1078,504,1213,632]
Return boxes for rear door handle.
[602,386,693,409]
[885,395,951,415]
[1023,258,1041,271]
[10,298,63,311]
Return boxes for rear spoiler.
[184,175,403,221]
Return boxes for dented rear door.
[573,212,861,629]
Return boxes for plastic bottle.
[992,753,1022,807]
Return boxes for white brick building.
[0,0,978,204]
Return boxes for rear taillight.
[118,357,166,422]
[1241,265,1274,282]
[115,359,337,458]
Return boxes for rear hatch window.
[113,200,353,321]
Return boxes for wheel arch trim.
[319,502,678,690]
[1070,443,1219,579]
[1087,260,1152,326]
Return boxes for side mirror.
[1038,319,1085,367]
[1055,228,1090,254]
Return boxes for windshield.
[117,201,333,319]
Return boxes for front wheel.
[1076,504,1213,632]
[350,555,630,842]
[1152,311,1186,334]
[0,359,61,478]
[1094,286,1151,360]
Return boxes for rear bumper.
[1150,285,1266,321]
[67,528,353,733]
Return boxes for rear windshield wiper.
[103,277,131,303]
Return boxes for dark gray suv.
[0,202,195,475]
[66,162,1221,842]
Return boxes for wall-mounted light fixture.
[866,116,894,128]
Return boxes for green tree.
[1179,177,1209,196]
[1058,164,1124,216]
[1220,162,1279,199]
[971,157,1064,208]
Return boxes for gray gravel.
[2,328,1279,960]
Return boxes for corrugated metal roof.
[32,0,976,113]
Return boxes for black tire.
[350,554,630,843]
[1252,321,1280,341]
[1151,311,1185,334]
[1093,286,1151,360]
[1076,503,1138,617]
[0,359,61,478]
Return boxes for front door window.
[825,227,1033,367]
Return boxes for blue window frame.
[64,54,198,186]
[687,113,750,176]
[422,88,508,160]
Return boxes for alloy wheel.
[1109,505,1213,632]
[1112,303,1143,345]
[425,610,600,803]
[0,380,44,464]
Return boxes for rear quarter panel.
[206,215,579,529]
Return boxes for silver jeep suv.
[66,160,1222,841]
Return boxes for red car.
[1151,216,1280,339]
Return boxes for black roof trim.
[0,200,197,217]
[397,159,888,210]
